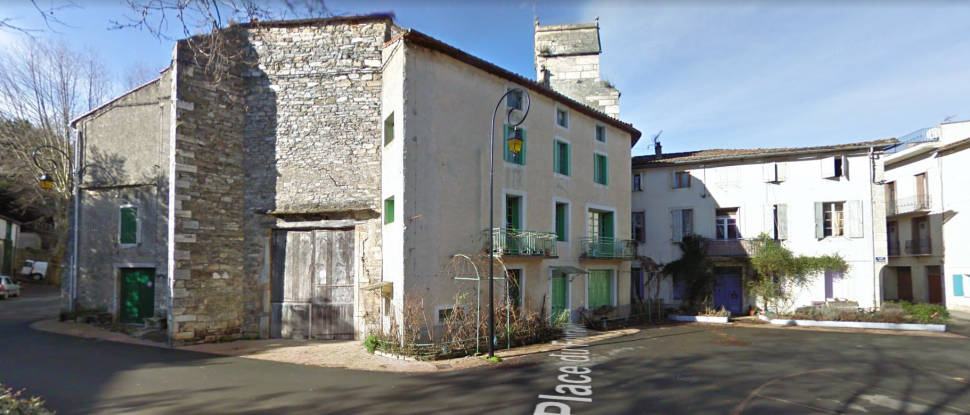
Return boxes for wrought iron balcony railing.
[703,238,780,257]
[904,238,932,255]
[888,240,901,257]
[489,228,558,257]
[888,194,932,216]
[579,237,636,259]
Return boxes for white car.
[0,276,21,299]
[20,260,48,281]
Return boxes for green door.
[551,273,568,322]
[588,270,612,308]
[120,268,155,323]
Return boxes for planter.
[668,315,730,323]
[766,318,945,332]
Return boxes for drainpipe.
[70,129,82,312]
[869,146,879,309]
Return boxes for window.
[555,202,569,242]
[556,108,569,128]
[673,171,690,189]
[595,125,606,143]
[632,173,642,191]
[507,88,523,110]
[764,162,787,183]
[383,113,394,146]
[503,125,527,165]
[594,154,609,185]
[588,270,613,308]
[822,202,844,237]
[119,205,138,245]
[673,279,685,300]
[773,204,789,240]
[384,197,395,224]
[824,270,845,300]
[822,156,848,179]
[506,195,523,229]
[588,210,614,238]
[632,212,645,242]
[437,307,463,323]
[715,208,740,240]
[671,208,693,242]
[554,140,571,176]
[915,173,928,199]
[506,269,522,309]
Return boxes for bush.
[363,334,379,354]
[0,384,55,415]
[899,301,948,324]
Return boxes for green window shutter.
[603,155,609,185]
[384,198,395,224]
[120,206,138,244]
[565,143,571,175]
[594,154,608,185]
[589,271,612,308]
[503,125,512,163]
[553,141,561,174]
[954,275,965,297]
[603,212,614,238]
[556,204,567,242]
[520,128,527,165]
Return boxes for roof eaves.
[633,139,897,168]
[399,29,642,145]
[234,13,395,29]
[71,73,166,125]
[936,137,970,155]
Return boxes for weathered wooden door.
[271,229,355,340]
[927,266,943,304]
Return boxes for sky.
[1,0,968,156]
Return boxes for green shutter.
[594,154,609,185]
[556,203,567,242]
[955,275,965,297]
[520,128,527,165]
[504,125,526,165]
[553,141,561,174]
[603,212,614,238]
[384,198,395,224]
[503,125,511,163]
[589,270,612,308]
[603,155,609,185]
[120,206,137,244]
[565,143,571,175]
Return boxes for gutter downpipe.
[70,128,81,313]
[869,146,879,309]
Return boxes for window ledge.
[594,183,609,189]
[503,161,527,169]
[554,172,571,180]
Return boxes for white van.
[20,260,48,281]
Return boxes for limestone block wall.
[534,21,620,118]
[168,41,248,346]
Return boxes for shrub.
[899,301,948,324]
[700,306,731,317]
[363,334,379,354]
[0,384,55,415]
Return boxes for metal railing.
[888,194,932,216]
[579,237,636,259]
[703,238,779,257]
[904,238,932,255]
[489,228,558,257]
[888,240,901,257]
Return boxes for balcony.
[904,238,932,255]
[579,237,636,260]
[703,238,780,257]
[489,228,558,258]
[888,194,932,216]
[888,240,901,257]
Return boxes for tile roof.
[632,138,898,167]
[936,137,970,155]
[395,29,642,144]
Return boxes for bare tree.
[0,37,115,283]
[0,1,79,34]
[122,60,161,91]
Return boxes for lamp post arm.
[31,145,73,174]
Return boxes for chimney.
[655,142,662,157]
[539,65,550,86]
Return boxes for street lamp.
[31,143,94,313]
[488,87,530,358]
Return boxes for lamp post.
[31,141,94,313]
[488,87,530,358]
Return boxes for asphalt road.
[3,286,970,415]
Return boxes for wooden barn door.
[270,229,355,340]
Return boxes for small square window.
[594,154,609,185]
[504,125,527,165]
[383,113,394,146]
[595,125,606,143]
[507,89,523,111]
[554,140,570,175]
[632,173,642,191]
[556,108,569,128]
[673,172,691,189]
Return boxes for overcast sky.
[1,0,968,155]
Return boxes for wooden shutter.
[777,204,789,240]
[841,155,849,179]
[602,155,609,185]
[671,209,683,242]
[847,200,863,238]
[120,206,138,244]
[384,198,394,224]
[604,212,615,238]
[954,275,965,297]
[822,157,836,178]
[565,143,571,175]
[553,141,561,174]
[556,204,567,242]
[763,163,777,182]
[815,202,825,238]
[777,162,788,181]
[764,205,775,237]
[503,125,511,163]
[520,128,527,165]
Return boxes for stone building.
[70,14,641,345]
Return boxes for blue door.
[714,274,743,315]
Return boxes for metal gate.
[271,229,355,340]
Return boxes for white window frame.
[585,203,617,239]
[595,124,608,144]
[584,265,618,308]
[714,208,740,241]
[552,197,572,245]
[506,85,524,112]
[119,204,141,247]
[823,202,845,238]
[555,104,570,131]
[671,207,694,242]
[632,172,642,191]
[632,210,646,243]
[434,305,461,324]
[501,188,528,230]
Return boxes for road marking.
[814,372,970,414]
[730,368,835,415]
[860,394,960,415]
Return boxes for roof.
[937,137,970,155]
[633,138,898,168]
[233,13,394,29]
[394,29,641,144]
[71,68,170,125]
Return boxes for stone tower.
[534,17,620,118]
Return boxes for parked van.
[20,260,48,281]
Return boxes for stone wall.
[534,20,620,118]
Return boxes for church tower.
[534,17,620,119]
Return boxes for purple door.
[713,274,743,315]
